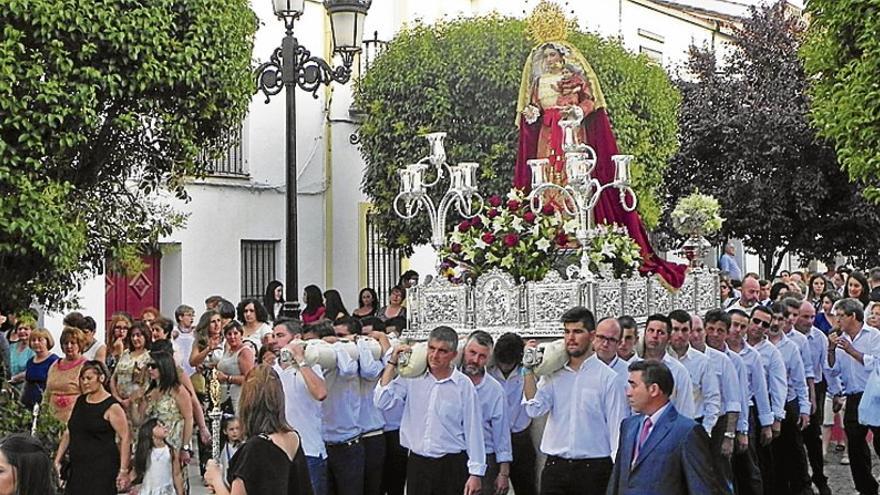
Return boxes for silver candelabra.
[527,109,637,281]
[393,133,484,250]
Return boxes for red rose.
[451,243,462,254]
[458,221,470,233]
[488,195,503,207]
[542,204,555,215]
[523,211,536,223]
[486,208,499,219]
[470,216,483,227]
[555,232,569,246]
[507,199,521,210]
[503,233,520,248]
[481,232,496,244]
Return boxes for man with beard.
[462,331,512,495]
[727,277,761,314]
[523,306,625,495]
[375,326,485,495]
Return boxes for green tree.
[802,0,880,201]
[663,2,880,278]
[0,0,257,310]
[355,16,680,252]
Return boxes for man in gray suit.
[607,360,726,495]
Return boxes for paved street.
[187,445,879,495]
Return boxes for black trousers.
[381,430,407,495]
[770,399,811,495]
[406,452,468,495]
[802,380,827,488]
[510,428,537,495]
[710,413,735,494]
[326,439,366,495]
[844,392,880,495]
[481,453,499,495]
[540,456,612,495]
[732,405,763,495]
[363,433,386,495]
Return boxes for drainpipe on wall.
[324,11,334,288]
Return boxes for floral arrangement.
[586,223,642,278]
[671,192,724,238]
[438,189,577,282]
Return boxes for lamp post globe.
[272,0,305,19]
[324,0,372,55]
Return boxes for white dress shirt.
[603,355,633,417]
[275,363,327,459]
[826,325,880,394]
[734,342,774,427]
[322,342,362,443]
[669,346,722,432]
[488,366,532,434]
[803,327,828,384]
[375,368,486,476]
[523,354,626,459]
[632,354,696,419]
[705,346,742,416]
[772,334,811,415]
[474,374,513,463]
[785,329,815,380]
[752,339,788,420]
[358,338,387,434]
[718,345,750,433]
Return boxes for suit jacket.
[606,404,724,495]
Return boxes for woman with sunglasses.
[132,350,193,465]
[106,312,133,373]
[54,361,131,494]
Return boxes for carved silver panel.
[406,276,469,340]
[525,270,581,338]
[623,277,649,317]
[593,279,623,321]
[695,270,718,313]
[676,275,697,313]
[474,269,520,334]
[649,276,674,315]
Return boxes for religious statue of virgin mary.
[513,3,687,288]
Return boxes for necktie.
[633,417,653,465]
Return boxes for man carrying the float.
[522,306,626,495]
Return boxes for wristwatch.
[182,445,193,455]
[723,432,736,439]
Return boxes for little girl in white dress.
[130,418,184,495]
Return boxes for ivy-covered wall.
[355,16,680,253]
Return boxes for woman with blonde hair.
[20,328,59,409]
[205,365,312,495]
[45,327,87,423]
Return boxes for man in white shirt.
[173,304,196,378]
[488,333,537,495]
[375,326,485,495]
[351,317,391,495]
[793,300,832,495]
[616,316,639,363]
[766,302,811,495]
[827,298,880,495]
[594,318,632,417]
[461,331,512,495]
[638,314,696,418]
[523,306,626,495]
[727,277,761,314]
[668,310,722,434]
[274,318,329,495]
[688,312,741,493]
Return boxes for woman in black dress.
[54,360,131,494]
[205,364,313,495]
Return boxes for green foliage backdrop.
[355,16,680,253]
[0,0,256,310]
[802,0,880,201]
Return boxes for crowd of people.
[0,265,878,495]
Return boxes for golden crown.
[525,1,574,44]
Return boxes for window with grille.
[365,212,403,308]
[241,240,278,300]
[203,124,247,177]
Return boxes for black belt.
[326,436,360,447]
[845,392,863,399]
[546,455,611,464]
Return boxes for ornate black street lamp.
[256,0,372,314]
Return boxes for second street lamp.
[256,0,372,315]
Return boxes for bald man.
[595,318,631,417]
[794,300,832,495]
[727,278,760,313]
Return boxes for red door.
[105,254,161,327]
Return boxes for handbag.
[858,364,880,427]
